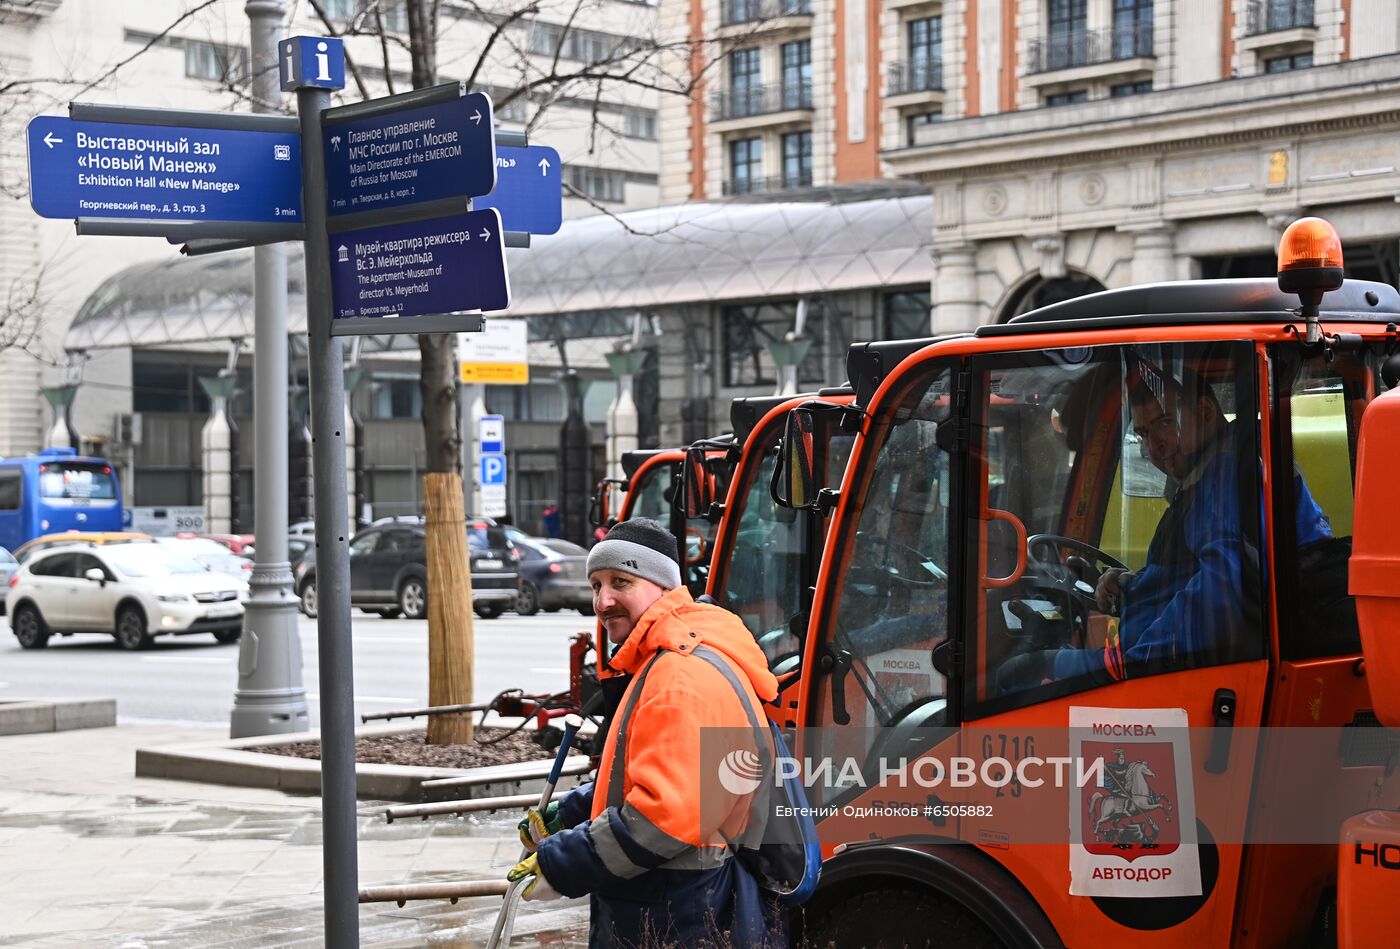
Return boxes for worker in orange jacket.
[507,517,785,947]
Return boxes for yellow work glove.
[516,801,562,853]
[506,852,561,901]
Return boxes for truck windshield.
[39,463,116,501]
[627,464,672,521]
[725,439,807,666]
[817,366,953,734]
[722,414,854,670]
[967,342,1267,714]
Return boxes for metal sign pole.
[290,44,359,946]
[231,0,310,740]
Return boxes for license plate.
[207,605,240,618]
[475,561,502,570]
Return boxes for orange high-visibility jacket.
[536,586,783,947]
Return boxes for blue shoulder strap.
[693,644,821,906]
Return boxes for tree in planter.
[407,0,476,747]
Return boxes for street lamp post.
[231,0,310,738]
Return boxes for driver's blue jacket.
[1052,429,1330,681]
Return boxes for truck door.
[798,360,959,830]
[1234,341,1392,946]
[959,341,1269,946]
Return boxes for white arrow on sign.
[479,228,491,241]
[43,132,62,148]
[471,110,482,125]
[538,157,550,175]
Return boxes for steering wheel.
[994,535,1126,662]
[1025,534,1126,610]
[847,536,947,589]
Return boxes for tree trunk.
[423,471,474,744]
[419,332,474,745]
[407,0,473,746]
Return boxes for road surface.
[0,609,596,728]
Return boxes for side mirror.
[84,567,105,584]
[775,408,819,510]
[588,480,606,529]
[589,478,626,529]
[680,446,713,519]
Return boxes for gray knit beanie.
[587,518,682,590]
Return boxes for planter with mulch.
[135,721,592,802]
[265,725,579,770]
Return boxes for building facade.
[660,0,1400,329]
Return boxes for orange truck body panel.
[793,317,1398,947]
[1338,811,1400,949]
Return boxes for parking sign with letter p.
[480,452,507,486]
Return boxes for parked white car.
[6,544,245,650]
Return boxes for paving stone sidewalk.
[0,724,589,947]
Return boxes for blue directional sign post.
[27,114,303,224]
[323,91,496,215]
[476,144,562,235]
[328,208,509,331]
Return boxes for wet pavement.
[0,724,591,947]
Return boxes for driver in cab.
[1011,366,1331,688]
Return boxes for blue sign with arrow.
[475,145,562,235]
[323,93,496,215]
[330,208,510,320]
[26,116,303,223]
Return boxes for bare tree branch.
[0,257,53,361]
[462,2,540,92]
[305,0,373,99]
[372,5,397,95]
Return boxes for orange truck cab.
[678,387,858,728]
[776,219,1400,948]
[589,446,734,597]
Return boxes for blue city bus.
[0,448,123,552]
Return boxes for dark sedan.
[295,521,518,619]
[512,536,592,616]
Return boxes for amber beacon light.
[1277,217,1345,343]
[1278,217,1345,293]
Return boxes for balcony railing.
[886,57,944,95]
[721,0,813,27]
[722,171,814,196]
[1246,0,1314,35]
[712,81,813,120]
[1026,22,1154,74]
